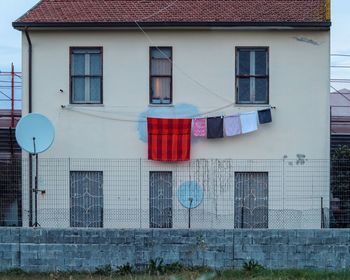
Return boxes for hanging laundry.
[224,115,242,137]
[147,118,192,162]
[207,117,224,139]
[258,109,272,124]
[240,111,258,134]
[193,118,206,137]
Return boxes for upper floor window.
[70,47,102,104]
[236,48,269,104]
[150,47,172,105]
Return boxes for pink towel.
[193,118,206,137]
[224,115,242,136]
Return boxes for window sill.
[235,104,270,108]
[148,104,174,108]
[67,104,104,107]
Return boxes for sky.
[0,0,349,90]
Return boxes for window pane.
[151,48,171,59]
[72,77,85,102]
[237,78,251,102]
[151,77,171,104]
[73,54,85,75]
[151,59,171,75]
[255,78,268,103]
[90,53,101,76]
[238,50,250,75]
[255,50,267,75]
[90,77,101,102]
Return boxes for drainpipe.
[24,29,33,227]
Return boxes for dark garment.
[258,109,272,124]
[207,117,224,139]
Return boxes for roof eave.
[12,21,331,30]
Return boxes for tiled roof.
[14,0,330,28]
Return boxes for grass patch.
[1,268,350,280]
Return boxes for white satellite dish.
[177,181,204,228]
[15,113,54,154]
[15,113,55,227]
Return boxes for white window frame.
[236,47,269,104]
[70,47,103,104]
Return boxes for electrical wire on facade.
[62,102,237,123]
[62,102,276,123]
[132,0,233,105]
[59,0,242,123]
[134,0,179,22]
[135,20,234,105]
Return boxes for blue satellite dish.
[16,113,55,154]
[177,181,204,209]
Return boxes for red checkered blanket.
[147,118,192,162]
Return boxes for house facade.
[13,0,331,229]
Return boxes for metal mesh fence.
[0,157,342,229]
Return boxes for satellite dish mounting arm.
[32,137,40,227]
[32,137,36,155]
[188,197,193,229]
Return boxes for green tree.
[331,145,350,227]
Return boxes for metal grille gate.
[70,171,103,228]
[234,172,268,228]
[149,171,173,228]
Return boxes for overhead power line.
[331,66,350,68]
[330,85,350,103]
[331,54,350,57]
[0,80,21,83]
[0,90,11,100]
[331,79,350,84]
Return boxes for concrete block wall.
[0,228,349,272]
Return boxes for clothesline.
[62,104,276,123]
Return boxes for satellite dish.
[15,113,55,227]
[16,113,55,154]
[177,181,204,209]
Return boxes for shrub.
[93,264,112,276]
[243,259,264,273]
[147,258,165,275]
[116,263,134,275]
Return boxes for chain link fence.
[0,158,340,229]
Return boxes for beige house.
[13,0,331,229]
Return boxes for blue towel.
[240,112,258,134]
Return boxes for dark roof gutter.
[24,29,33,227]
[13,21,331,30]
